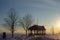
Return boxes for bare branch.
[3,8,18,38]
[19,14,34,37]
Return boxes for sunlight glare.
[56,20,60,27]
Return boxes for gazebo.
[28,25,46,35]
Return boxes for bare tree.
[3,8,18,38]
[19,14,33,37]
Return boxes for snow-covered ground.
[0,33,23,40]
[27,34,60,40]
[0,34,60,40]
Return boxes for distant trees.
[51,26,54,35]
[3,8,18,38]
[19,14,33,37]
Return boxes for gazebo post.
[44,30,46,35]
[42,30,44,35]
[41,30,43,35]
[31,30,32,35]
[37,30,38,35]
[41,30,42,35]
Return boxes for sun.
[56,20,60,27]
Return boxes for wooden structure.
[28,25,46,35]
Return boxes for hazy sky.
[0,0,60,33]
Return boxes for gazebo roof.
[28,25,46,30]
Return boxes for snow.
[0,34,60,40]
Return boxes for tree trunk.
[26,30,28,40]
[26,30,27,37]
[12,30,14,38]
[11,26,14,38]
